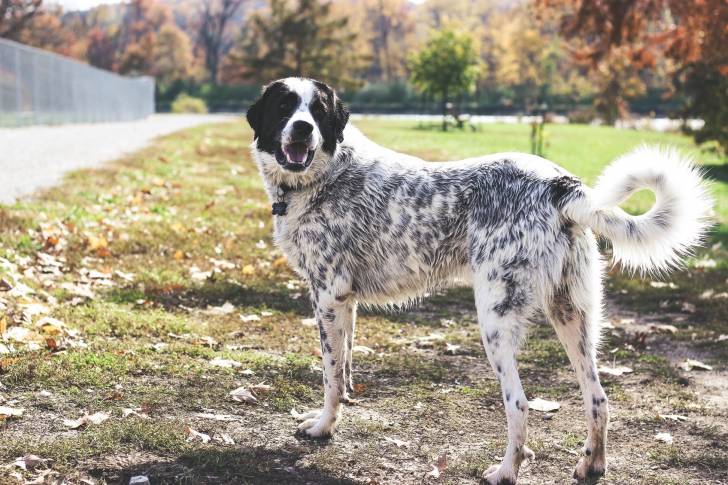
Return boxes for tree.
[537,0,728,151]
[408,29,480,130]
[17,7,78,57]
[536,0,662,125]
[86,26,117,71]
[152,23,193,85]
[0,0,41,40]
[223,0,364,89]
[360,0,416,82]
[197,0,244,84]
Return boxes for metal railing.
[0,38,154,127]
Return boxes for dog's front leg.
[297,294,354,438]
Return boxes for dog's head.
[247,78,349,179]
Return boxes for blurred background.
[0,0,726,153]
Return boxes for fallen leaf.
[62,411,109,429]
[680,302,696,314]
[240,314,261,322]
[528,397,560,412]
[214,433,235,445]
[301,318,317,327]
[122,408,149,419]
[194,412,239,422]
[427,452,447,479]
[0,405,24,419]
[679,359,713,371]
[186,426,211,443]
[250,383,272,394]
[427,465,440,479]
[647,323,678,334]
[650,281,678,289]
[654,432,673,444]
[189,266,212,281]
[352,345,375,355]
[209,357,242,368]
[658,414,688,422]
[384,436,410,448]
[241,264,255,276]
[203,302,235,316]
[444,343,461,355]
[598,365,633,376]
[229,386,258,404]
[12,454,49,471]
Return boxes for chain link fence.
[0,38,154,127]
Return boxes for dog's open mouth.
[275,142,315,172]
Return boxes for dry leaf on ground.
[186,427,211,443]
[384,436,410,448]
[679,359,713,371]
[529,398,560,412]
[62,411,110,429]
[229,387,258,404]
[209,357,242,368]
[598,365,633,376]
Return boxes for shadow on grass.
[106,446,358,485]
[703,162,728,185]
[111,281,311,314]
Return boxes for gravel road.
[0,114,238,204]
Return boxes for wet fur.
[247,78,713,484]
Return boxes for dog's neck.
[261,144,354,215]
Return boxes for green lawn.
[0,120,726,484]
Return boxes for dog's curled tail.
[562,145,713,275]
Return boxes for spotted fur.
[246,78,713,484]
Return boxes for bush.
[170,93,208,114]
[567,107,597,124]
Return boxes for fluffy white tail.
[563,146,713,274]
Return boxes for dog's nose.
[292,120,313,138]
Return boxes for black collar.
[272,183,296,216]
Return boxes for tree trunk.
[442,86,449,131]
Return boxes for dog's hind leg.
[474,271,535,485]
[546,236,609,482]
[297,292,354,438]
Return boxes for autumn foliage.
[1,0,727,150]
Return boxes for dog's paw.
[297,414,336,438]
[572,456,605,484]
[520,445,535,462]
[481,464,516,485]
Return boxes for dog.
[246,77,712,484]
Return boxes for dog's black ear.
[333,95,350,143]
[246,89,266,140]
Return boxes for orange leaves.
[85,234,110,257]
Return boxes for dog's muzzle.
[276,121,316,172]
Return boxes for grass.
[0,119,726,484]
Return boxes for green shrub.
[170,93,208,114]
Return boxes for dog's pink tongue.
[285,143,308,163]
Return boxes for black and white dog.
[246,78,712,484]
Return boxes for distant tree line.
[1,0,726,151]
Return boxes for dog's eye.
[279,101,290,111]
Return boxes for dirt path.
[0,114,237,204]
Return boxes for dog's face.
[247,78,349,178]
